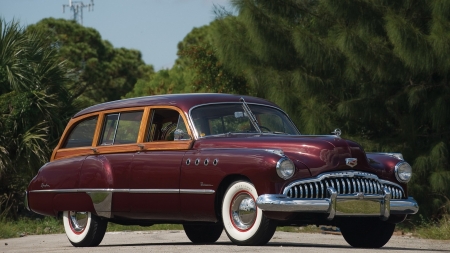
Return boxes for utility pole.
[62,0,94,25]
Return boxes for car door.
[128,107,193,220]
[77,109,145,217]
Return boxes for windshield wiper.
[240,97,262,133]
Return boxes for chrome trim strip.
[180,189,215,194]
[30,188,214,194]
[129,189,179,194]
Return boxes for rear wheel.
[183,222,223,244]
[63,211,107,247]
[339,218,395,248]
[221,181,277,246]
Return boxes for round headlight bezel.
[276,157,295,180]
[395,161,412,183]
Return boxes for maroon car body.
[25,93,418,248]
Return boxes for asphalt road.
[1,230,449,253]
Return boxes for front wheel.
[63,211,107,247]
[222,181,277,246]
[339,218,395,248]
[183,222,223,244]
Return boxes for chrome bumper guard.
[256,187,418,221]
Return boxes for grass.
[0,217,64,239]
[401,217,450,240]
[1,216,449,241]
[0,216,183,239]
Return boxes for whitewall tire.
[63,211,107,247]
[221,181,277,245]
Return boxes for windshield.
[190,103,300,137]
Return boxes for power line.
[62,0,94,25]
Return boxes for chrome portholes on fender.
[63,211,107,247]
[222,181,277,246]
[184,157,219,167]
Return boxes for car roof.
[73,93,278,118]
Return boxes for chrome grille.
[284,171,405,200]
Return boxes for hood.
[193,134,379,177]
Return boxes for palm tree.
[0,18,74,219]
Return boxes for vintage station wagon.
[25,93,418,248]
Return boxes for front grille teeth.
[284,171,405,200]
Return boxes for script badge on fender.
[346,158,358,168]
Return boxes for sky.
[1,0,230,70]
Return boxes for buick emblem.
[346,158,357,168]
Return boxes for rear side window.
[100,111,143,145]
[63,116,98,148]
[146,109,190,141]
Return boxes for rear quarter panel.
[27,156,87,216]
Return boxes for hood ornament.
[346,158,358,168]
[331,128,341,137]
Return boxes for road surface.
[1,230,449,253]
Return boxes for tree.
[177,23,249,94]
[125,21,250,98]
[27,18,151,106]
[211,0,450,219]
[0,19,74,219]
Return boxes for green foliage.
[211,0,450,220]
[126,21,250,98]
[27,18,151,106]
[0,18,75,219]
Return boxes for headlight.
[276,157,295,180]
[395,161,412,183]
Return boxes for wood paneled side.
[52,105,195,161]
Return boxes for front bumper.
[256,187,418,220]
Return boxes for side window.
[146,109,190,141]
[174,115,191,140]
[100,111,143,145]
[257,114,284,132]
[63,116,98,148]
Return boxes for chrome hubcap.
[69,211,88,233]
[231,192,257,231]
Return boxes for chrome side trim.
[30,188,215,219]
[30,188,214,194]
[180,189,215,194]
[129,189,179,194]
